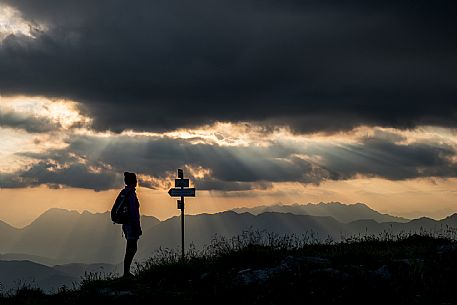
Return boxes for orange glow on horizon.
[1,178,457,228]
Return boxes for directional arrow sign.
[168,188,196,197]
[175,178,189,188]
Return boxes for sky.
[0,0,456,228]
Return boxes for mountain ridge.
[0,260,76,293]
[1,203,448,229]
[0,260,119,293]
[1,204,456,266]
[0,207,457,293]
[232,202,409,223]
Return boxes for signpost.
[168,169,196,261]
[168,188,195,197]
[174,178,189,188]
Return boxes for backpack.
[111,190,130,224]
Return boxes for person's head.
[124,172,137,187]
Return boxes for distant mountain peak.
[445,213,457,220]
[0,219,17,231]
[40,208,81,216]
[408,217,438,226]
[232,202,409,224]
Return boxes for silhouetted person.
[122,172,142,278]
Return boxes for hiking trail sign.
[168,187,195,197]
[168,169,196,260]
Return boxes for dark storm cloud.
[0,172,31,188]
[0,0,456,132]
[310,138,457,180]
[59,135,326,190]
[4,134,457,190]
[0,109,60,133]
[20,161,121,191]
[11,150,122,190]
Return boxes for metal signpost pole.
[180,193,184,261]
[178,169,185,261]
[168,169,195,262]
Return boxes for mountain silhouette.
[1,206,455,266]
[0,219,20,251]
[138,211,348,258]
[442,213,457,226]
[1,209,160,264]
[1,205,457,294]
[0,260,119,293]
[0,253,61,267]
[233,202,409,223]
[0,260,76,293]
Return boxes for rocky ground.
[2,234,457,305]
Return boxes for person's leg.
[123,239,138,277]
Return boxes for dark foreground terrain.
[2,232,457,305]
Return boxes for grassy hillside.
[1,231,457,305]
